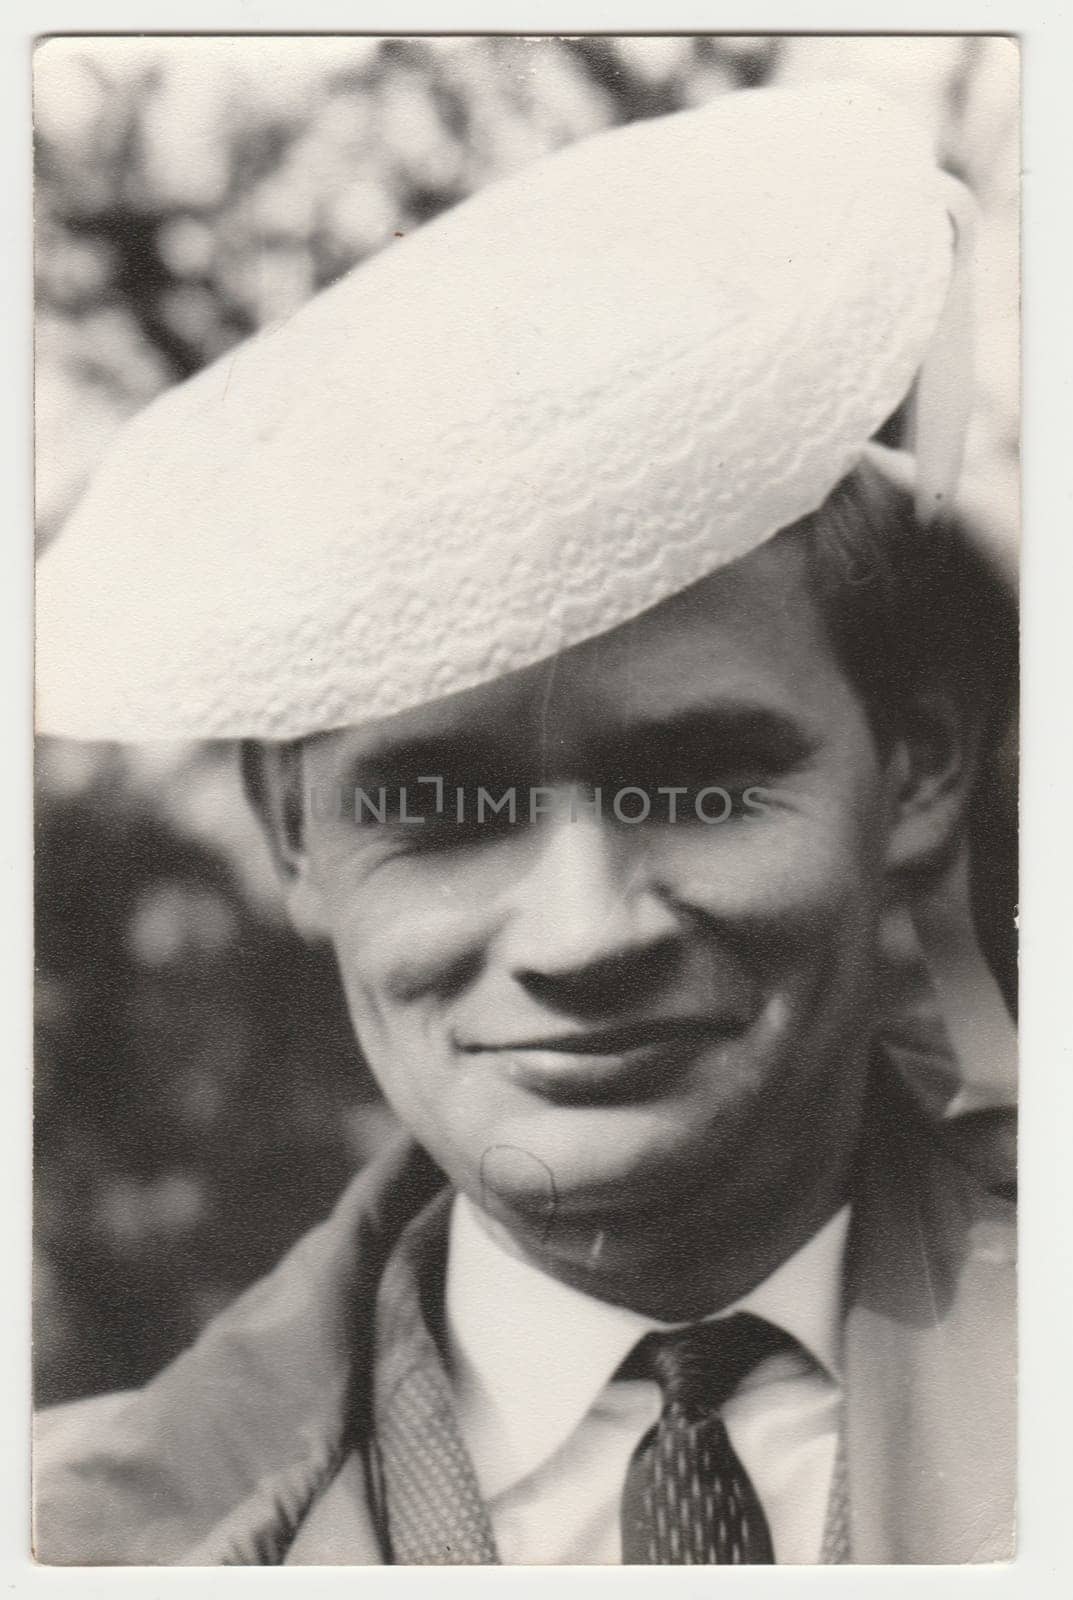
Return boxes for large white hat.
[36,81,973,742]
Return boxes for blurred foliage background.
[33,35,1019,1406]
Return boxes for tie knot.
[625,1311,791,1417]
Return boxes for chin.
[462,1099,751,1232]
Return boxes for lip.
[456,1018,736,1105]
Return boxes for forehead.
[311,535,848,763]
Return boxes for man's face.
[297,539,894,1260]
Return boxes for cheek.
[313,885,473,1138]
[656,785,887,989]
[311,839,520,1020]
[653,797,886,1122]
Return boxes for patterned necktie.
[619,1311,789,1564]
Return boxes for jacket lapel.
[282,1452,384,1565]
[842,1074,1016,1563]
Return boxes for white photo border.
[7,5,1069,1596]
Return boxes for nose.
[498,792,683,1014]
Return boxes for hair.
[787,463,1018,1008]
[786,461,1018,753]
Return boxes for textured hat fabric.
[36,82,969,741]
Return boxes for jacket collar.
[841,1068,1016,1562]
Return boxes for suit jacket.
[33,1068,1015,1565]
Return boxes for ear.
[881,688,982,891]
[240,741,331,941]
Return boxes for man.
[33,83,1016,1564]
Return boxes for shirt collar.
[445,1193,849,1500]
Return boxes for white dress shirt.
[445,1194,849,1565]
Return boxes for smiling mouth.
[457,1019,736,1104]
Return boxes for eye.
[362,779,530,851]
[599,716,817,824]
[635,781,767,826]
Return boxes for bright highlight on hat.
[35,82,974,743]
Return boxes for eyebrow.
[340,701,818,789]
[340,731,518,789]
[596,703,821,769]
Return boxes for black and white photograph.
[31,33,1019,1567]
